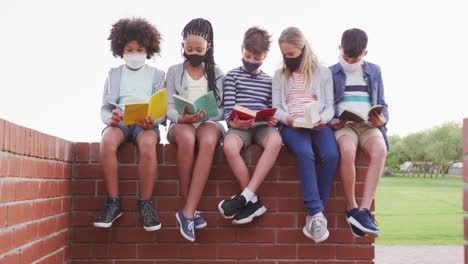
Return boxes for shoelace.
[194,211,201,218]
[367,210,379,226]
[187,220,194,232]
[310,215,326,232]
[141,201,158,223]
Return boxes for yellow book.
[123,88,167,125]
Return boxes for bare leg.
[223,134,250,188]
[246,132,282,192]
[135,130,159,199]
[360,136,387,209]
[171,124,196,200]
[183,122,220,218]
[100,127,125,197]
[337,136,359,210]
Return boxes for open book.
[292,101,321,129]
[229,105,277,122]
[173,91,219,121]
[339,105,384,123]
[122,88,167,125]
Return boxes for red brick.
[116,261,155,264]
[247,144,264,165]
[73,196,105,211]
[153,181,178,196]
[71,180,96,195]
[276,166,299,181]
[0,119,4,151]
[258,182,299,197]
[277,229,311,243]
[112,228,155,243]
[22,158,36,177]
[97,180,137,195]
[298,245,335,259]
[138,244,178,259]
[75,143,89,162]
[196,229,236,243]
[0,179,16,202]
[8,156,22,177]
[0,206,6,227]
[464,157,468,182]
[7,202,33,226]
[464,118,468,154]
[278,197,305,212]
[237,229,275,243]
[0,251,20,264]
[155,229,189,243]
[324,198,347,213]
[356,167,369,181]
[465,216,468,240]
[73,228,111,243]
[90,142,100,162]
[218,245,257,259]
[258,245,296,259]
[119,165,139,179]
[258,213,297,227]
[156,165,178,180]
[465,187,468,212]
[202,181,218,196]
[209,165,235,180]
[118,143,135,163]
[15,180,40,200]
[74,164,102,178]
[3,120,10,152]
[95,244,137,259]
[164,143,177,163]
[276,147,296,165]
[0,229,14,253]
[178,244,217,259]
[20,241,42,264]
[335,245,374,260]
[157,197,184,211]
[72,260,113,264]
[238,262,276,264]
[0,153,8,176]
[218,182,241,196]
[12,223,37,249]
[71,244,94,259]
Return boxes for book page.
[173,94,196,115]
[148,88,167,120]
[193,91,219,120]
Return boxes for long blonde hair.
[278,27,319,89]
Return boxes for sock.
[241,188,255,204]
[310,212,324,217]
[250,195,258,203]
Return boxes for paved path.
[375,246,463,264]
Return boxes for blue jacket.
[329,61,390,150]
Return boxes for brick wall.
[0,118,375,263]
[0,119,73,263]
[464,118,468,264]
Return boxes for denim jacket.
[329,61,390,150]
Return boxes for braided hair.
[182,18,221,105]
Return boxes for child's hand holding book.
[178,106,206,124]
[229,114,254,130]
[108,109,123,126]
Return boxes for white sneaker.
[303,213,329,243]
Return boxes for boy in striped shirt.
[218,27,282,224]
[329,28,389,237]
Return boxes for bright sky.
[1,0,467,142]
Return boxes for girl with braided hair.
[166,18,225,242]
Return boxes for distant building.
[448,162,463,175]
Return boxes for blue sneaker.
[348,208,379,236]
[194,210,207,229]
[176,210,195,242]
[346,208,366,237]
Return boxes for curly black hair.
[108,18,161,59]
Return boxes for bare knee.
[100,132,122,153]
[176,130,196,149]
[365,139,387,163]
[263,132,282,152]
[137,135,158,160]
[223,135,242,158]
[338,138,357,162]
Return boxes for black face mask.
[284,53,303,72]
[184,52,205,67]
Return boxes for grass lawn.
[374,174,464,245]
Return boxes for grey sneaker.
[176,210,195,242]
[194,210,207,229]
[93,197,122,228]
[137,198,161,231]
[303,213,329,243]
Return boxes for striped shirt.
[223,67,273,124]
[337,67,371,117]
[286,73,317,118]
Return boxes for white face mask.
[338,54,363,73]
[123,53,147,69]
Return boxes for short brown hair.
[108,18,161,59]
[243,27,271,55]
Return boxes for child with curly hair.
[94,17,165,232]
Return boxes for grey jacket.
[100,65,166,125]
[166,62,225,123]
[272,65,335,125]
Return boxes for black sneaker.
[93,197,122,228]
[137,198,162,231]
[348,208,379,236]
[218,194,246,219]
[346,208,366,237]
[232,198,267,225]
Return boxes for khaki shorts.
[334,122,383,149]
[226,124,279,148]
